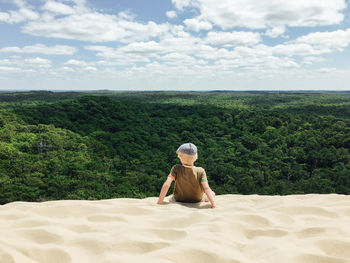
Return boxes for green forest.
[0,90,350,204]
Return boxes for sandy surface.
[1,194,350,263]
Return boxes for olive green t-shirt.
[170,164,208,203]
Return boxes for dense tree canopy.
[0,91,349,204]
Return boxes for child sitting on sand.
[157,143,216,208]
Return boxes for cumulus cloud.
[1,0,347,84]
[302,56,325,65]
[166,11,177,19]
[265,25,286,38]
[205,31,261,47]
[172,0,346,32]
[42,1,75,15]
[119,41,163,54]
[0,7,39,23]
[64,59,89,66]
[295,28,350,51]
[24,57,52,68]
[184,18,212,32]
[0,66,21,73]
[270,28,350,57]
[84,45,151,63]
[19,1,171,43]
[171,0,193,11]
[0,0,39,24]
[0,44,76,55]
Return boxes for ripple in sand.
[0,213,23,220]
[344,209,350,217]
[296,227,326,238]
[292,254,350,263]
[68,239,110,254]
[237,214,271,227]
[112,240,170,254]
[0,249,15,263]
[141,228,187,241]
[87,214,128,223]
[244,229,288,239]
[19,247,72,263]
[32,206,69,219]
[275,206,339,218]
[109,207,154,216]
[156,216,203,228]
[67,224,99,233]
[12,219,49,228]
[166,248,240,263]
[17,229,62,244]
[318,239,350,259]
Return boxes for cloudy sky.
[1,0,350,91]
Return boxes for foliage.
[0,91,350,204]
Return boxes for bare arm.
[202,181,216,208]
[157,176,173,204]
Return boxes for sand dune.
[1,194,350,263]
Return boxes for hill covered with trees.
[0,91,349,204]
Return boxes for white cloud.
[171,0,193,11]
[23,12,128,42]
[42,1,75,15]
[166,11,177,19]
[184,18,212,32]
[24,57,52,68]
[64,59,89,66]
[0,66,21,73]
[172,0,346,31]
[270,28,350,57]
[295,28,350,51]
[302,56,325,65]
[61,66,75,72]
[206,31,261,47]
[119,41,163,54]
[0,56,52,73]
[84,45,151,63]
[265,25,286,38]
[84,66,97,71]
[0,0,39,23]
[0,44,76,55]
[21,2,171,43]
[318,68,337,73]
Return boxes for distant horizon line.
[1,89,350,93]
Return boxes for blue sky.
[1,0,350,91]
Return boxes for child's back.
[170,164,207,202]
[157,143,216,208]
